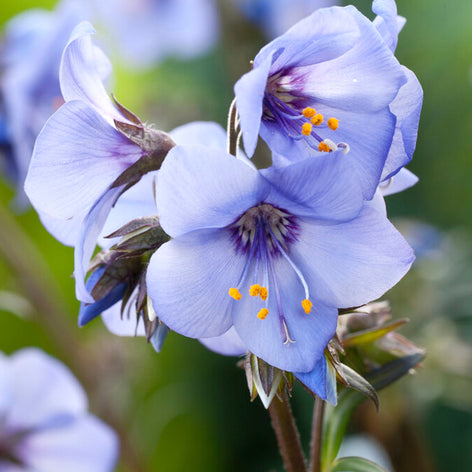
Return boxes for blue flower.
[0,348,118,472]
[234,5,408,199]
[92,0,219,69]
[0,0,85,204]
[146,145,414,373]
[235,0,339,39]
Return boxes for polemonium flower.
[90,0,219,69]
[235,0,339,39]
[0,0,86,203]
[234,5,407,198]
[0,348,118,472]
[24,22,174,303]
[146,145,414,373]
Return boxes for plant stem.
[309,395,325,472]
[268,389,307,472]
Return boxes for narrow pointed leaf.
[343,318,409,347]
[330,456,388,472]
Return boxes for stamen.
[249,284,261,297]
[282,320,296,345]
[259,287,268,301]
[302,123,312,136]
[319,139,338,153]
[302,107,316,118]
[327,117,339,131]
[311,114,324,126]
[301,299,313,314]
[229,288,242,300]
[257,308,269,320]
[318,142,331,152]
[337,142,350,154]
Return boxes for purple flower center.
[227,204,313,345]
[0,428,26,466]
[263,70,347,154]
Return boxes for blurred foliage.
[1,0,472,471]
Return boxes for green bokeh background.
[1,1,471,471]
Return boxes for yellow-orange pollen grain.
[328,117,339,131]
[302,123,312,136]
[301,299,313,314]
[311,114,324,126]
[257,308,269,320]
[249,284,261,297]
[318,142,332,153]
[302,107,316,118]
[228,288,242,300]
[259,287,268,301]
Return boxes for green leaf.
[342,319,409,347]
[330,456,388,472]
[322,353,424,468]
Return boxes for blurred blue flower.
[0,0,85,205]
[146,145,414,373]
[234,5,409,199]
[91,0,219,69]
[24,22,148,303]
[0,348,118,472]
[234,0,339,39]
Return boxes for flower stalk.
[309,395,325,472]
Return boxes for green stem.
[268,389,307,472]
[309,395,325,472]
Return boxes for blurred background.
[0,0,471,471]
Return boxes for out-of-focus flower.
[24,22,174,303]
[146,144,413,374]
[234,5,407,198]
[90,0,219,69]
[0,0,85,204]
[234,0,339,39]
[0,348,118,472]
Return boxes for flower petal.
[199,327,247,357]
[380,168,418,196]
[291,207,415,308]
[25,100,143,221]
[24,415,119,472]
[157,145,270,237]
[372,0,402,52]
[262,151,363,222]
[101,301,146,337]
[147,229,242,338]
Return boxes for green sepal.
[329,456,388,472]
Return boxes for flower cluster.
[24,0,422,406]
[0,348,118,471]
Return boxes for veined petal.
[24,415,119,472]
[262,151,363,222]
[25,100,143,221]
[147,229,241,338]
[6,349,87,431]
[74,186,125,303]
[157,145,270,237]
[38,211,84,247]
[60,21,122,123]
[101,301,146,337]
[234,51,274,157]
[199,327,247,357]
[232,254,338,372]
[291,207,415,308]
[372,0,401,52]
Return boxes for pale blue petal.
[60,21,122,122]
[232,254,339,372]
[169,121,227,148]
[6,348,87,431]
[24,415,119,472]
[147,229,242,338]
[372,0,400,52]
[101,300,146,337]
[234,51,274,157]
[38,211,83,247]
[380,168,418,196]
[157,146,270,237]
[74,186,125,303]
[291,207,415,308]
[199,327,247,357]
[262,151,363,222]
[25,100,143,220]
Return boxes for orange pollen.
[328,117,339,131]
[249,284,261,297]
[259,287,268,301]
[302,107,316,118]
[301,299,313,314]
[228,288,242,300]
[257,308,269,320]
[311,114,324,126]
[318,142,331,153]
[302,123,312,136]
